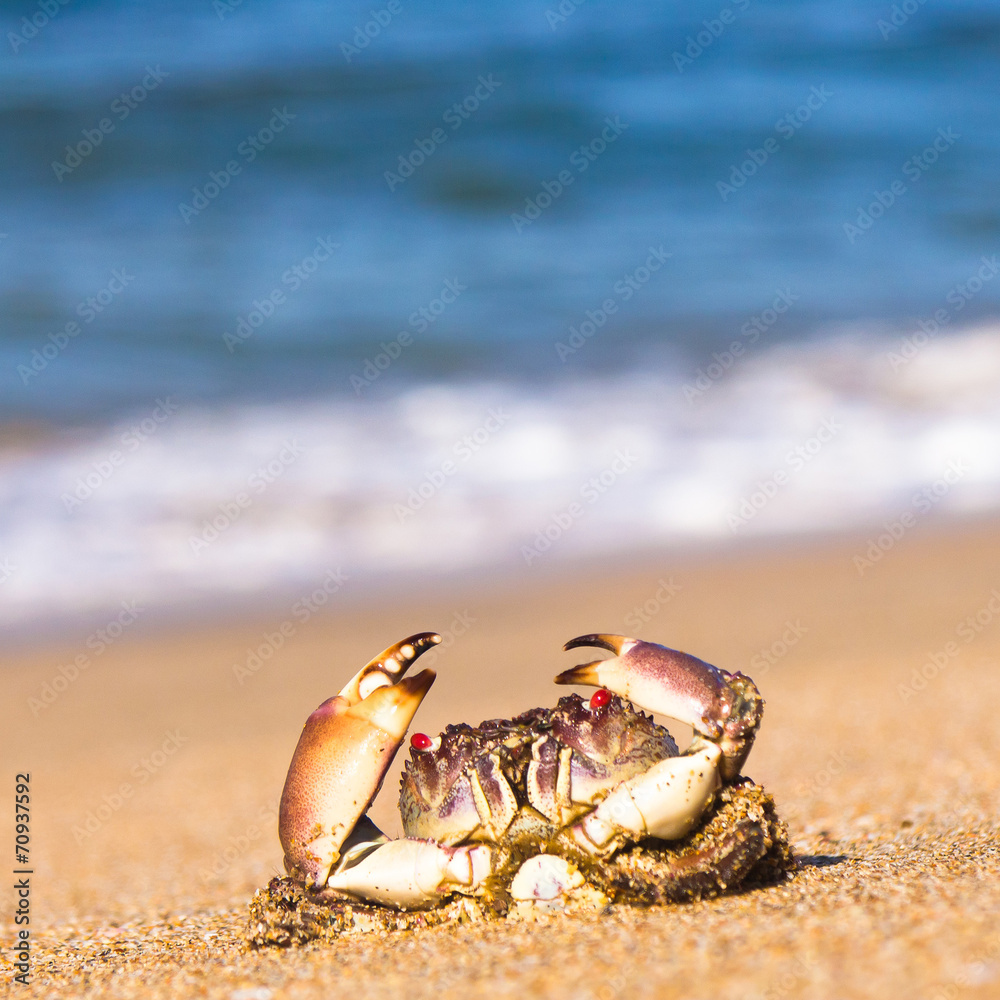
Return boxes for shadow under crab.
[245,632,795,948]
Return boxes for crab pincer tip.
[563,633,630,654]
[393,632,443,663]
[554,662,602,686]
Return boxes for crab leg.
[279,633,440,887]
[325,839,494,910]
[568,741,722,855]
[557,634,763,781]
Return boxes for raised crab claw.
[249,631,791,945]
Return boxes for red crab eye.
[410,732,433,751]
[589,689,611,710]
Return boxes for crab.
[247,632,792,945]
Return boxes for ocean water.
[1,0,999,627]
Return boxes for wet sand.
[2,517,1000,998]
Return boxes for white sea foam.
[2,326,999,627]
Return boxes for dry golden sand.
[2,519,1000,999]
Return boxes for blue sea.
[1,0,999,627]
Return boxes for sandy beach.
[3,517,1000,999]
